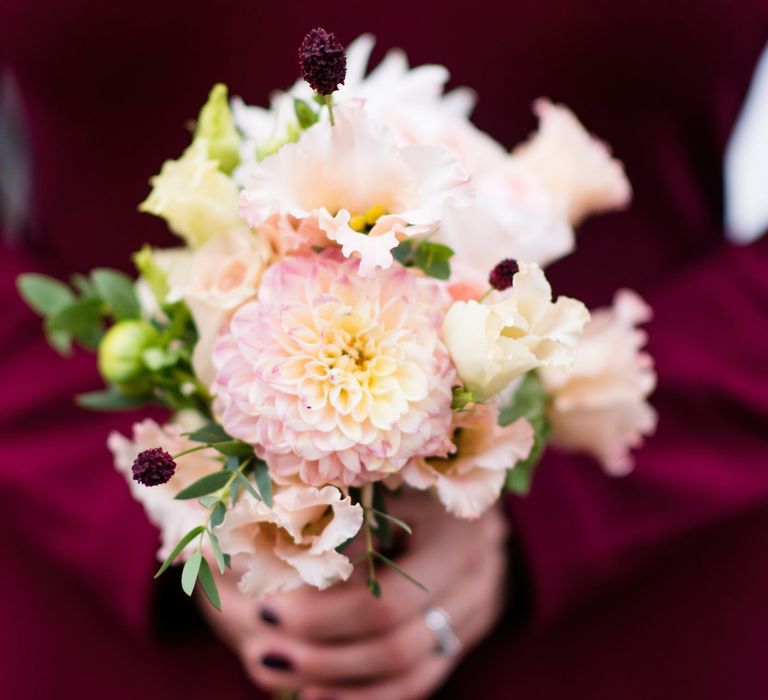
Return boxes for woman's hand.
[198,491,510,700]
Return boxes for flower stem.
[172,444,210,459]
[195,459,251,554]
[363,508,377,591]
[324,94,335,126]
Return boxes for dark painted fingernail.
[259,606,280,626]
[261,653,293,671]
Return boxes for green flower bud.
[194,83,241,174]
[98,320,160,389]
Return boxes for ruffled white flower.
[216,485,363,599]
[107,415,221,561]
[403,404,533,519]
[233,34,489,168]
[166,227,273,386]
[540,290,657,474]
[439,100,630,277]
[513,99,632,226]
[238,101,472,276]
[139,139,243,248]
[438,162,575,286]
[443,262,590,401]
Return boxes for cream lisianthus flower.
[166,227,273,387]
[216,485,363,599]
[238,101,473,276]
[512,99,632,226]
[540,290,657,474]
[140,139,243,248]
[403,404,534,519]
[443,263,590,401]
[107,416,221,561]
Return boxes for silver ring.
[423,606,462,657]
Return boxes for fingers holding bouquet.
[205,494,509,699]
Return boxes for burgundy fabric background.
[1,1,767,698]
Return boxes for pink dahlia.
[212,251,456,487]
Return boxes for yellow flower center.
[349,204,388,233]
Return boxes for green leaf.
[91,268,140,320]
[253,459,273,507]
[181,551,203,596]
[197,556,221,610]
[372,551,429,592]
[208,529,226,574]
[75,386,150,411]
[175,471,232,500]
[224,455,240,471]
[46,297,103,334]
[213,440,254,457]
[369,509,413,536]
[499,372,551,495]
[46,329,73,356]
[368,577,382,598]
[235,471,261,501]
[413,242,454,280]
[505,414,550,495]
[71,321,104,349]
[294,98,319,129]
[499,372,548,426]
[17,273,75,317]
[185,422,232,444]
[155,525,205,578]
[210,502,226,528]
[198,495,220,508]
[229,479,241,506]
[392,240,416,266]
[71,273,98,298]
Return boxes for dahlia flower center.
[273,291,431,430]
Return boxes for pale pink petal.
[513,99,631,226]
[540,289,657,473]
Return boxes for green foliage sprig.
[499,372,551,495]
[154,422,272,610]
[17,267,209,415]
[392,239,454,280]
[349,483,424,598]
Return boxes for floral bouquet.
[17,29,656,610]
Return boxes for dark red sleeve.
[508,234,768,626]
[0,242,163,635]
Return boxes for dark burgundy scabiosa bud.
[488,259,519,291]
[132,448,176,487]
[298,27,347,95]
